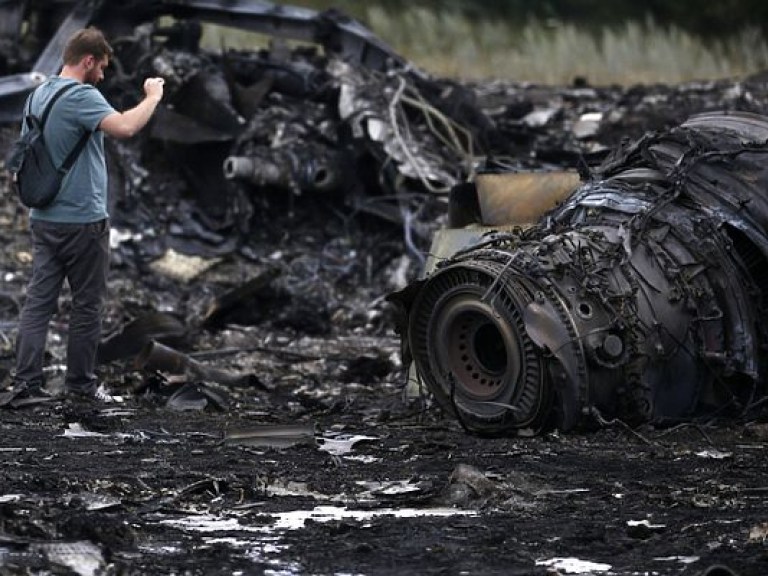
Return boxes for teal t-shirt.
[22,76,116,223]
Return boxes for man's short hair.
[63,27,114,65]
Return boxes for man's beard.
[84,69,100,85]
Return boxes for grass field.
[200,3,768,85]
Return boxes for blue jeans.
[15,219,110,393]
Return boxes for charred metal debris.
[3,1,764,253]
[0,0,492,251]
[3,1,768,432]
[392,111,768,435]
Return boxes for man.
[11,26,165,402]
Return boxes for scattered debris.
[1,2,768,576]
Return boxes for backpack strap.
[38,81,79,128]
[31,81,93,172]
[60,130,92,171]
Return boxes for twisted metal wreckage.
[0,0,484,402]
[2,1,768,434]
[392,112,768,435]
[0,0,479,245]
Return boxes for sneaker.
[66,383,119,404]
[0,381,53,409]
[94,383,118,404]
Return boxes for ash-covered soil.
[4,383,768,575]
[3,74,768,575]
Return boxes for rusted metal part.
[474,170,581,226]
[391,112,768,435]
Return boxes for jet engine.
[392,112,768,434]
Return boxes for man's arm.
[99,77,164,139]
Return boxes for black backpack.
[4,82,91,209]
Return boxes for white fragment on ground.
[316,435,377,456]
[60,423,107,438]
[627,519,666,529]
[355,480,424,495]
[695,449,732,459]
[653,555,701,564]
[535,557,612,574]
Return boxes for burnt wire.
[590,407,658,446]
[387,75,475,193]
[388,76,446,194]
[400,88,476,177]
[654,422,717,446]
[480,253,518,304]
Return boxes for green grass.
[199,5,768,85]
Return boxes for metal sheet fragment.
[224,423,316,449]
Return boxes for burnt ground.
[4,377,768,576]
[3,74,768,576]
